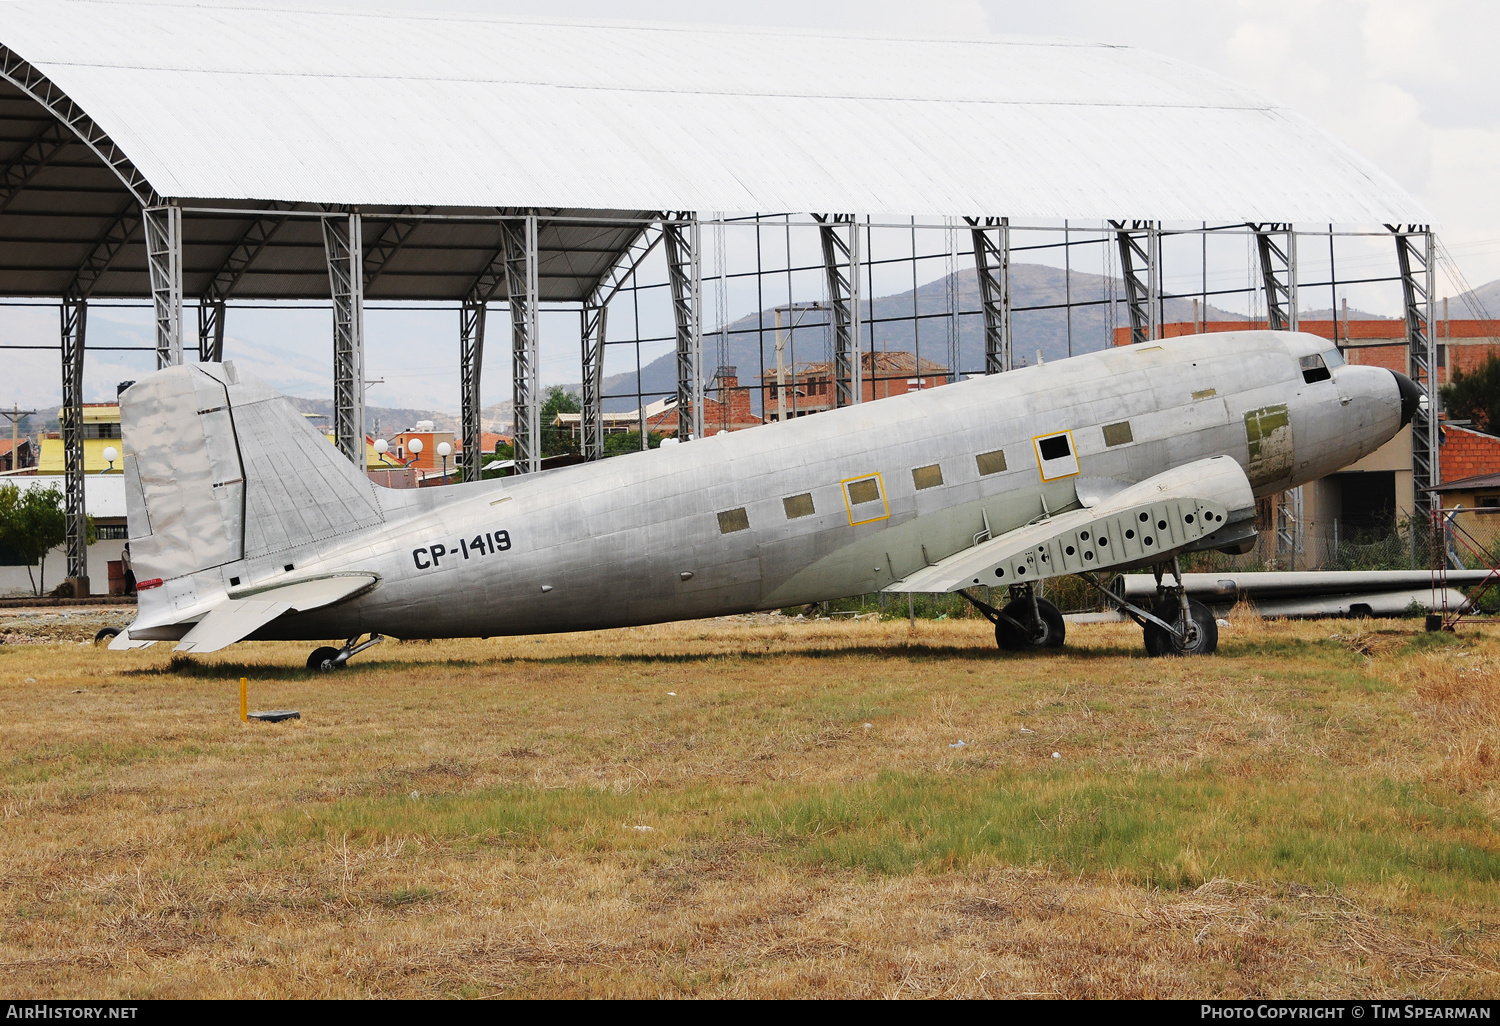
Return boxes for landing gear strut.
[1082,557,1218,657]
[307,633,384,671]
[960,584,1066,651]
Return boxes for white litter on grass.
[24,678,36,684]
[1052,752,1062,759]
[1019,727,1035,734]
[666,692,677,696]
[1216,619,1230,627]
[629,825,654,832]
[949,740,969,748]
[863,722,873,729]
[409,790,420,799]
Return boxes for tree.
[0,484,93,596]
[539,386,582,458]
[1441,351,1500,434]
[604,430,664,455]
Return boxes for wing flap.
[172,573,377,653]
[887,457,1254,594]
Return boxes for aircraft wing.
[887,456,1254,594]
[154,574,378,654]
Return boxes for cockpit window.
[1323,347,1346,368]
[1300,353,1332,384]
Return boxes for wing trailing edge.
[886,457,1255,594]
[166,574,379,654]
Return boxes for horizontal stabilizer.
[107,630,157,651]
[173,573,377,653]
[887,456,1254,594]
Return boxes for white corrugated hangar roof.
[0,0,1429,303]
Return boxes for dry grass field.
[2,608,1499,998]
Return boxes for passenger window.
[1300,354,1332,383]
[717,508,750,534]
[1102,421,1133,447]
[1032,431,1080,481]
[847,478,880,505]
[911,464,943,490]
[783,493,815,519]
[976,449,1007,476]
[841,473,889,525]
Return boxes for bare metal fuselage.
[193,331,1402,642]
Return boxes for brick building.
[0,437,33,473]
[556,367,763,439]
[761,351,948,421]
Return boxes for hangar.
[0,0,1435,595]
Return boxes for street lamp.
[407,436,423,468]
[373,438,394,466]
[101,446,118,473]
[436,441,452,484]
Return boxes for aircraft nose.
[1391,370,1423,427]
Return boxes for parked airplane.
[108,330,1418,665]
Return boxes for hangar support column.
[580,303,606,460]
[1392,226,1438,520]
[322,211,367,468]
[968,217,1011,374]
[459,299,486,482]
[502,214,541,474]
[663,214,704,439]
[60,299,87,592]
[815,214,863,404]
[1251,223,1298,331]
[143,202,183,368]
[1112,220,1159,345]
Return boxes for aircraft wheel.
[996,597,1066,650]
[1143,598,1218,657]
[93,627,121,646]
[307,646,342,672]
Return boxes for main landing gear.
[960,583,1066,651]
[1083,557,1218,657]
[307,633,384,671]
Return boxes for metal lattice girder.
[662,214,704,439]
[203,201,292,304]
[501,214,540,474]
[968,216,1011,373]
[0,43,158,208]
[65,201,140,302]
[143,203,183,369]
[815,213,863,404]
[580,303,607,461]
[61,299,87,586]
[197,299,224,363]
[1250,223,1298,331]
[1111,219,1159,345]
[322,212,366,467]
[580,222,662,459]
[459,299,485,483]
[1391,225,1439,515]
[363,207,431,291]
[0,121,70,215]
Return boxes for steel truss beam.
[967,217,1011,373]
[197,299,224,363]
[1391,225,1439,517]
[1250,223,1298,331]
[144,204,183,369]
[0,121,70,215]
[363,207,431,292]
[501,214,541,474]
[0,44,158,207]
[815,214,863,403]
[322,212,366,467]
[61,298,86,588]
[581,223,662,460]
[1111,220,1159,345]
[662,214,704,439]
[459,299,485,482]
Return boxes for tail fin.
[121,362,385,586]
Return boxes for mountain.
[595,263,1398,416]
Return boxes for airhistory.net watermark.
[4,1007,138,1020]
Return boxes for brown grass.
[1,612,1498,998]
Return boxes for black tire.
[307,646,342,671]
[1143,597,1218,657]
[995,597,1066,651]
[93,627,121,647]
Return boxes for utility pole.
[0,406,37,472]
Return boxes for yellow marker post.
[240,677,248,723]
